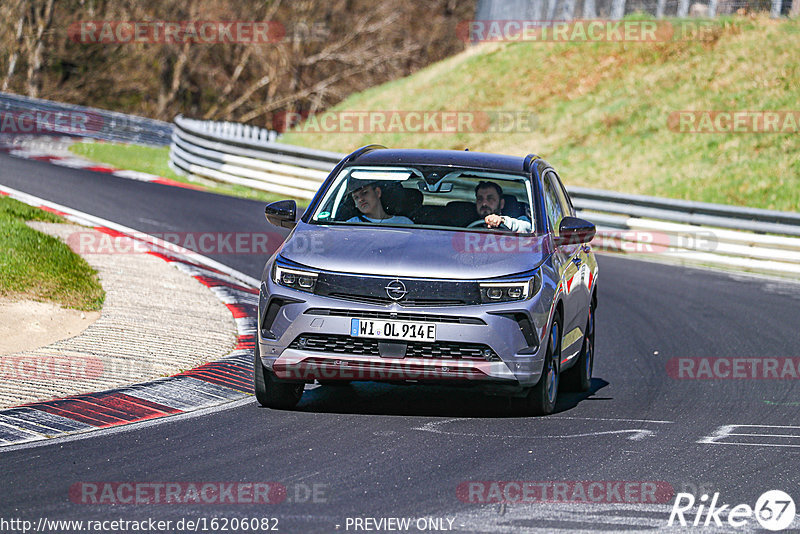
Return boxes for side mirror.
[556,216,596,245]
[265,200,297,229]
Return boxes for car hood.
[279,222,548,279]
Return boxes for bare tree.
[0,0,473,128]
[24,0,56,97]
[1,0,26,92]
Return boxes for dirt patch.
[0,298,100,356]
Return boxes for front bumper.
[258,282,550,388]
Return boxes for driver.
[475,181,531,233]
[346,178,413,225]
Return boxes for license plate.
[351,319,436,342]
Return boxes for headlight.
[479,272,541,303]
[273,264,318,293]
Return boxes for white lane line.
[413,419,658,441]
[698,424,800,448]
[550,416,674,424]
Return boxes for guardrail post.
[678,0,690,17]
[772,0,784,17]
[709,0,719,17]
[656,0,667,17]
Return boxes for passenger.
[346,179,413,225]
[474,181,531,233]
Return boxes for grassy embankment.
[0,196,104,310]
[282,15,799,212]
[66,16,798,211]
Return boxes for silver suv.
[255,147,598,415]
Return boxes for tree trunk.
[546,0,559,20]
[156,42,190,120]
[656,0,667,18]
[583,0,597,18]
[559,0,576,20]
[611,0,626,19]
[2,14,25,92]
[24,0,55,98]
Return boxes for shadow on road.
[263,377,610,418]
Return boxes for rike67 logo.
[669,490,796,531]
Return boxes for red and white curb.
[0,137,204,191]
[0,185,261,448]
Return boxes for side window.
[550,171,575,217]
[542,171,564,236]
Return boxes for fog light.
[508,287,523,299]
[298,337,307,347]
[487,288,502,300]
[483,348,493,359]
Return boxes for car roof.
[350,148,530,174]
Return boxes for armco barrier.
[0,91,172,146]
[165,115,800,277]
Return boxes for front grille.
[288,334,499,361]
[405,343,498,360]
[304,308,485,325]
[289,334,380,356]
[314,273,481,307]
[325,293,467,307]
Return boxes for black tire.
[563,306,595,392]
[253,343,304,409]
[512,315,561,416]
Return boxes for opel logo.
[385,279,407,301]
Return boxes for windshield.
[310,165,535,233]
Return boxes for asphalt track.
[1,152,800,533]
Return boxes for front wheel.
[254,343,304,409]
[512,316,561,416]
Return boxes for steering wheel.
[467,219,510,230]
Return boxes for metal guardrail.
[0,91,173,146]
[169,116,800,277]
[170,115,338,199]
